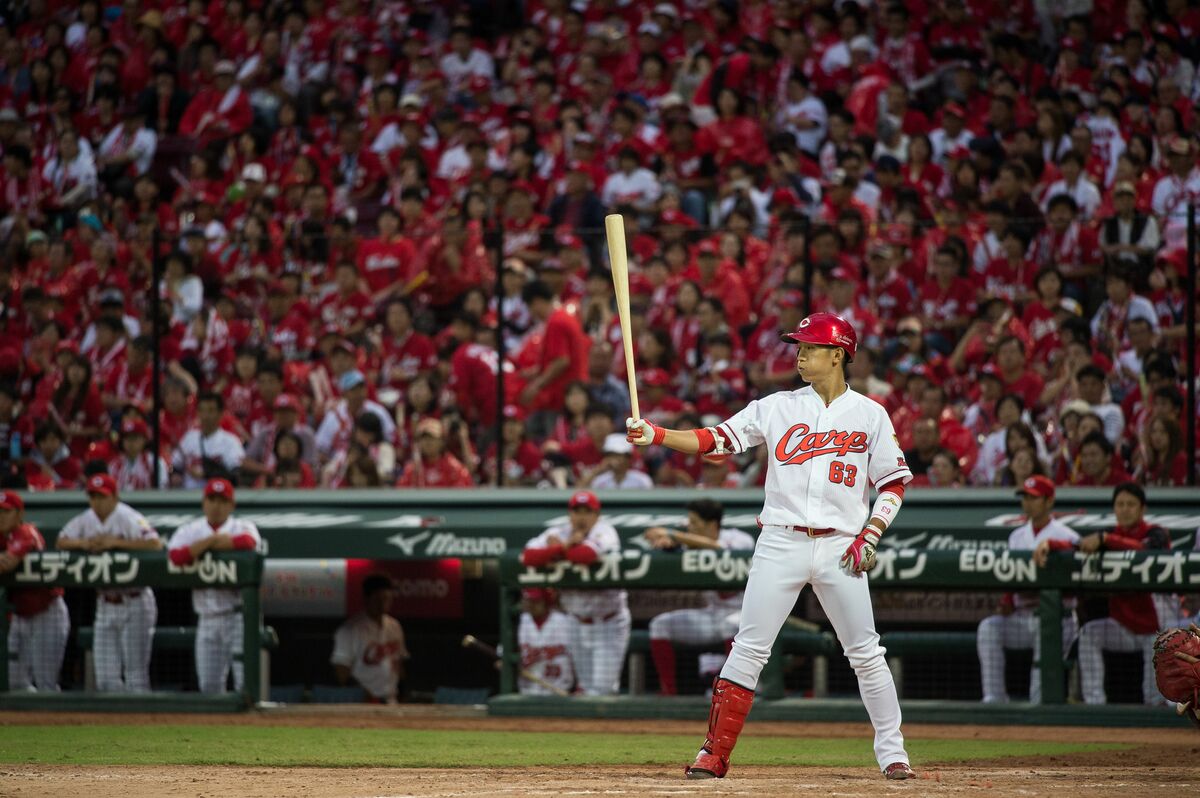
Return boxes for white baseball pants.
[569,607,631,696]
[94,590,157,692]
[1078,618,1161,705]
[8,597,70,691]
[720,526,908,772]
[977,609,1077,704]
[196,611,244,694]
[649,608,739,645]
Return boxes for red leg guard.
[685,678,755,779]
[650,639,678,696]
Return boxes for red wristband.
[652,423,666,445]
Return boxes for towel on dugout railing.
[1153,623,1200,730]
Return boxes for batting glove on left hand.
[841,527,881,573]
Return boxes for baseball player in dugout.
[0,490,69,691]
[55,474,162,692]
[976,475,1079,704]
[331,574,410,703]
[167,478,261,693]
[627,312,917,781]
[521,490,630,696]
[517,587,575,696]
[642,498,754,695]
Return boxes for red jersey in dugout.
[1,522,62,617]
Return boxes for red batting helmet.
[780,312,858,363]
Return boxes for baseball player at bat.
[56,474,162,693]
[626,312,916,781]
[0,490,69,691]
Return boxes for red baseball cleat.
[884,762,917,780]
[684,750,727,779]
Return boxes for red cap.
[780,312,858,362]
[521,587,557,603]
[467,74,491,92]
[978,362,1002,380]
[86,473,117,497]
[947,145,970,161]
[55,340,81,355]
[555,229,583,249]
[1016,474,1056,499]
[908,363,933,380]
[641,368,671,387]
[204,478,235,501]
[659,208,697,228]
[120,417,149,437]
[882,224,911,246]
[567,490,601,511]
[943,101,966,118]
[770,187,802,207]
[0,489,24,511]
[274,394,301,413]
[697,240,720,256]
[502,404,527,422]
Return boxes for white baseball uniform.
[977,518,1079,704]
[518,609,575,695]
[712,385,912,772]
[4,523,69,692]
[172,427,246,489]
[650,528,756,645]
[167,515,261,693]
[57,503,160,692]
[524,520,630,696]
[331,611,409,701]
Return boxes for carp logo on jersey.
[774,423,869,466]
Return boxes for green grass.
[0,725,1128,768]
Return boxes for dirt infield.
[2,711,1198,798]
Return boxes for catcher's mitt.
[1152,623,1200,730]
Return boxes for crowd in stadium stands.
[0,0,1197,493]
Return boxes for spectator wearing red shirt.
[482,405,544,487]
[1075,483,1172,704]
[687,241,751,330]
[1030,194,1102,300]
[1070,432,1131,487]
[376,299,437,392]
[319,262,374,339]
[356,207,419,303]
[25,423,82,491]
[919,244,976,353]
[178,60,252,145]
[516,281,589,414]
[993,335,1045,412]
[420,213,492,314]
[696,87,769,169]
[1132,415,1189,486]
[396,417,473,488]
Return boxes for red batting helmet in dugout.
[780,312,858,362]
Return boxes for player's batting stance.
[627,313,916,781]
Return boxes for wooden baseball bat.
[604,213,640,420]
[461,634,571,697]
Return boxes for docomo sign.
[774,424,868,466]
[957,548,1038,583]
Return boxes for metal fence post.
[0,587,8,690]
[242,584,262,704]
[1038,588,1064,704]
[498,583,516,693]
[1186,202,1196,486]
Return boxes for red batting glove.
[626,417,665,446]
[840,528,881,573]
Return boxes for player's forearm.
[668,530,723,549]
[55,537,89,551]
[659,428,702,454]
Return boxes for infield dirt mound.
[1,763,1198,798]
